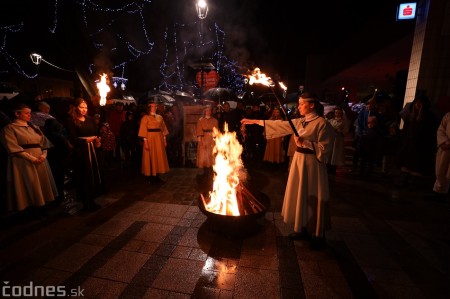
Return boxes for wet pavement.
[0,157,449,298]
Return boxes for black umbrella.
[147,91,176,105]
[173,90,194,98]
[172,90,195,104]
[202,88,236,104]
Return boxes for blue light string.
[1,0,246,94]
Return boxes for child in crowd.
[327,107,348,174]
[99,122,116,169]
[119,111,139,165]
[359,115,383,176]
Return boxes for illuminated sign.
[397,3,417,20]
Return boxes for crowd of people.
[0,97,182,216]
[0,91,448,250]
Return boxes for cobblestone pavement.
[0,158,449,298]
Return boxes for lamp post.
[30,52,97,99]
[30,53,74,72]
[196,0,208,98]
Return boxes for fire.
[246,67,274,87]
[246,67,287,91]
[204,123,243,216]
[96,73,110,106]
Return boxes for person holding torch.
[66,98,105,212]
[241,92,334,249]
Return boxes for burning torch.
[246,68,299,137]
[97,73,110,106]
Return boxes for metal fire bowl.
[198,186,270,238]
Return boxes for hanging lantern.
[30,53,42,65]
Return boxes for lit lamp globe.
[196,0,208,19]
[30,53,42,65]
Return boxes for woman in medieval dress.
[138,98,170,184]
[0,103,58,213]
[196,105,218,178]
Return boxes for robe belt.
[296,147,314,154]
[20,144,41,149]
[202,129,213,132]
[147,128,161,132]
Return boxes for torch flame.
[205,123,243,216]
[246,67,274,87]
[97,73,110,106]
[246,67,288,90]
[245,67,287,90]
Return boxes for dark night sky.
[0,0,405,92]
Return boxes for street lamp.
[196,0,208,19]
[30,52,99,98]
[30,53,42,65]
[195,0,209,98]
[30,53,74,72]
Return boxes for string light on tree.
[112,77,128,90]
[1,0,246,95]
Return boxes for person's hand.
[143,139,149,151]
[241,118,258,125]
[94,136,101,148]
[31,156,43,164]
[37,154,46,164]
[294,136,304,147]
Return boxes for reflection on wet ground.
[0,158,449,298]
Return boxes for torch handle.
[270,87,300,137]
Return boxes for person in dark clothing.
[352,98,380,173]
[66,98,105,212]
[359,116,383,176]
[244,104,266,161]
[43,118,70,205]
[397,95,439,186]
[106,101,126,160]
[119,111,139,166]
[215,101,241,134]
